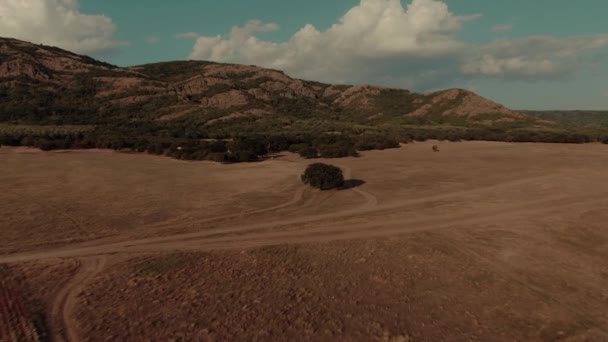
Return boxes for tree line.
[0,128,400,162]
[1,122,606,163]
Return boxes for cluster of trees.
[3,120,606,163]
[0,125,401,163]
[0,75,104,124]
[394,126,595,144]
[0,131,263,162]
[301,163,345,190]
[287,134,400,159]
[523,110,608,127]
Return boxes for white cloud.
[186,0,608,89]
[462,55,565,78]
[188,0,478,87]
[479,35,608,59]
[146,36,160,44]
[492,25,512,33]
[0,0,127,55]
[462,35,608,79]
[176,32,199,39]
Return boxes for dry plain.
[1,141,608,341]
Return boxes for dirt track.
[2,142,608,341]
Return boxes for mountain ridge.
[0,37,526,126]
[1,37,602,162]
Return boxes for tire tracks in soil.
[140,192,608,252]
[1,169,606,340]
[4,168,552,260]
[130,171,556,250]
[99,172,563,249]
[49,257,106,342]
[5,174,309,253]
[0,172,577,264]
[2,192,605,263]
[106,173,309,238]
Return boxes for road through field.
[49,257,107,342]
[0,168,592,264]
[3,142,608,341]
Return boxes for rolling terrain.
[2,142,608,340]
[3,36,603,165]
[524,110,608,127]
[3,36,608,342]
[0,36,524,126]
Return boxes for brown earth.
[0,280,38,342]
[1,142,608,341]
[1,259,80,341]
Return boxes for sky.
[1,0,607,110]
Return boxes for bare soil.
[1,142,608,341]
[1,259,80,341]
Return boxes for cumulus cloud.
[0,0,127,55]
[189,0,478,88]
[462,34,608,79]
[492,25,512,33]
[186,0,608,89]
[462,55,566,79]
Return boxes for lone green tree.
[301,163,344,190]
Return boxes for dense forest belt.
[1,121,606,164]
[524,110,608,126]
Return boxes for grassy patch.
[0,124,94,136]
[131,255,190,276]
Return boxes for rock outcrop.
[0,36,529,124]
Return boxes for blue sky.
[79,0,608,65]
[1,0,607,110]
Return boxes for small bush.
[317,142,357,158]
[301,163,344,190]
[289,143,318,158]
[355,135,400,151]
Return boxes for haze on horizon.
[1,0,607,110]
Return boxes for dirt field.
[1,142,608,341]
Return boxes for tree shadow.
[339,179,366,190]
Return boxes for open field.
[2,142,608,341]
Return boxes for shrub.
[317,141,357,158]
[228,150,259,162]
[206,152,229,162]
[355,135,400,151]
[289,143,318,158]
[301,163,344,190]
[147,143,164,155]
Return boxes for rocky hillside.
[0,37,527,126]
[1,37,599,162]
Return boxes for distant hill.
[0,37,605,162]
[1,37,526,125]
[523,111,608,127]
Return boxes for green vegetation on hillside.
[133,61,216,82]
[2,37,608,162]
[524,110,608,127]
